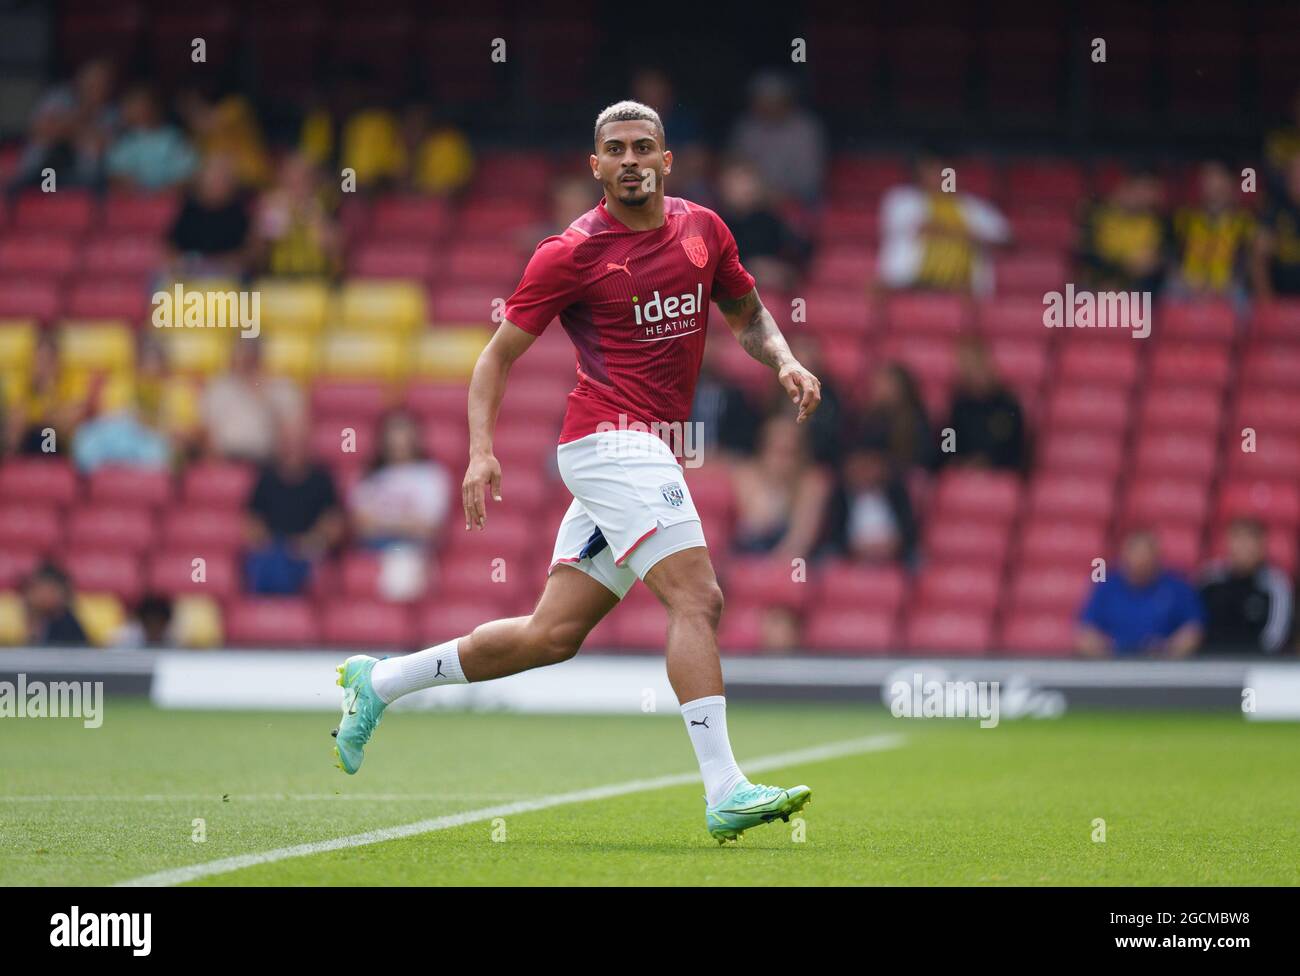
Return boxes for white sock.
[370,638,468,703]
[680,695,747,806]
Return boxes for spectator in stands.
[1076,529,1205,658]
[1252,154,1300,299]
[1199,519,1295,654]
[6,334,87,456]
[134,334,200,458]
[349,411,450,550]
[166,153,251,277]
[112,594,176,649]
[1077,167,1168,295]
[244,414,344,595]
[827,446,918,565]
[939,336,1026,472]
[105,86,198,190]
[251,152,341,277]
[730,414,831,560]
[853,362,934,471]
[1264,86,1300,185]
[200,338,303,463]
[877,152,1011,296]
[337,95,405,190]
[9,97,103,191]
[729,72,826,205]
[22,562,88,646]
[34,57,119,140]
[400,104,475,195]
[70,381,171,474]
[691,340,762,460]
[176,87,271,189]
[716,159,811,291]
[1167,160,1254,303]
[632,68,702,147]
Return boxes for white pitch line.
[115,733,904,887]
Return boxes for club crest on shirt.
[680,236,708,269]
[661,481,685,507]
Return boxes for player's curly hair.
[593,100,666,148]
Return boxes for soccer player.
[332,101,822,843]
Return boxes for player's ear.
[663,149,673,176]
[589,154,600,178]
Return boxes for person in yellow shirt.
[1078,168,1168,294]
[1169,160,1254,301]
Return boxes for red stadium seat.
[0,458,79,504]
[924,518,1012,564]
[1027,473,1117,521]
[0,233,80,276]
[310,381,393,423]
[904,608,994,656]
[1018,519,1109,565]
[717,605,764,654]
[804,608,898,654]
[64,548,143,601]
[67,276,152,321]
[81,233,165,276]
[88,466,173,507]
[102,192,179,234]
[1039,430,1126,474]
[976,295,1053,339]
[1159,301,1237,341]
[0,502,62,550]
[813,561,907,611]
[1132,431,1218,477]
[1008,564,1091,612]
[1005,159,1087,205]
[930,469,1022,520]
[12,190,95,233]
[724,556,811,611]
[914,563,1002,610]
[67,505,156,554]
[1226,433,1300,479]
[1217,479,1300,527]
[995,252,1067,294]
[998,611,1076,657]
[1138,387,1223,433]
[1252,299,1300,340]
[160,506,247,551]
[1056,337,1141,386]
[1234,390,1300,434]
[367,196,451,240]
[885,293,969,335]
[349,240,438,281]
[1123,476,1211,525]
[322,599,417,649]
[225,598,320,647]
[417,598,508,645]
[1046,384,1132,432]
[1240,343,1300,389]
[1149,343,1231,388]
[0,548,41,588]
[0,277,62,320]
[182,461,256,506]
[146,550,239,597]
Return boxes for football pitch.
[3,700,1297,886]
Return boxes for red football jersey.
[503,195,755,445]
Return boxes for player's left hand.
[778,362,822,424]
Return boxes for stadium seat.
[904,608,994,656]
[12,189,95,233]
[64,549,143,602]
[1132,430,1218,477]
[0,233,80,277]
[88,466,173,507]
[0,278,61,321]
[930,469,1022,520]
[1039,430,1126,474]
[1159,300,1237,341]
[0,549,41,589]
[0,458,79,504]
[171,594,224,648]
[321,599,417,650]
[1018,519,1108,565]
[81,233,165,276]
[914,563,1002,610]
[411,327,490,380]
[72,593,125,646]
[161,506,248,550]
[924,518,1013,564]
[349,240,439,281]
[1240,343,1300,389]
[1226,433,1300,479]
[1234,390,1300,434]
[1138,386,1223,433]
[66,277,151,322]
[804,608,898,654]
[67,505,156,554]
[975,295,1052,338]
[0,502,62,550]
[998,611,1076,657]
[1027,473,1117,521]
[1217,479,1300,527]
[1149,343,1231,388]
[336,280,426,332]
[724,556,811,611]
[102,192,179,234]
[147,551,239,598]
[885,293,969,335]
[1122,477,1210,526]
[310,380,394,423]
[1046,384,1132,432]
[58,321,135,374]
[256,279,330,333]
[225,597,320,647]
[1056,338,1141,386]
[320,331,408,380]
[182,461,256,506]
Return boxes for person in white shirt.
[877,153,1011,295]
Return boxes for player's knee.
[666,581,724,630]
[529,616,586,664]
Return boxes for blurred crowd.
[5,57,1299,658]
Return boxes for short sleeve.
[709,211,756,302]
[503,236,581,336]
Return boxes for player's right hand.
[462,453,503,530]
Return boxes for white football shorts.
[549,428,707,599]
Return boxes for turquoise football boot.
[705,780,812,844]
[331,655,387,774]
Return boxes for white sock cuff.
[681,695,726,713]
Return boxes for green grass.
[2,698,1297,886]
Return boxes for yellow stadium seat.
[0,592,26,645]
[0,320,37,372]
[161,328,234,375]
[58,320,135,373]
[336,281,426,332]
[256,278,331,333]
[322,330,408,379]
[412,326,490,380]
[173,595,223,648]
[261,331,321,380]
[73,593,125,647]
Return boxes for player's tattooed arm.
[719,288,822,423]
